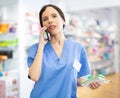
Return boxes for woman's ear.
[62,20,66,28]
[63,21,66,25]
[62,19,65,25]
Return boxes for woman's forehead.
[42,7,59,16]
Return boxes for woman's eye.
[52,15,57,18]
[43,18,48,22]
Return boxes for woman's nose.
[48,17,53,24]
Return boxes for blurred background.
[0,0,120,98]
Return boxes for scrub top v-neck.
[27,39,91,98]
[47,39,68,67]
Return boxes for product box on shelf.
[0,76,19,98]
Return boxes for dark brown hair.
[39,4,66,28]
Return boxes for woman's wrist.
[38,43,44,50]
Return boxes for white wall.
[64,0,120,11]
[18,0,50,98]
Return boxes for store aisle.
[77,73,120,98]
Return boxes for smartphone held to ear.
[44,30,50,41]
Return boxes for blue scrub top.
[27,39,91,98]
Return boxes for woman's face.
[42,7,65,36]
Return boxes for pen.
[104,80,112,84]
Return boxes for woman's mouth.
[49,25,56,30]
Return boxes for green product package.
[80,74,106,86]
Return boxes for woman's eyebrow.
[51,13,58,15]
[42,13,57,19]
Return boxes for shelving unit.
[65,8,118,76]
[0,0,19,98]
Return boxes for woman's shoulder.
[67,39,84,48]
[27,43,39,57]
[28,42,50,52]
[28,43,39,51]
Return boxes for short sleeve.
[77,46,91,78]
[27,43,38,67]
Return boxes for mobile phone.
[44,29,50,41]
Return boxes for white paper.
[73,59,82,72]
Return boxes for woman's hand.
[88,82,102,89]
[39,26,48,46]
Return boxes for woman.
[27,4,101,98]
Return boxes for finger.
[39,27,46,38]
[89,84,93,89]
[95,82,101,86]
[89,82,99,89]
[40,26,47,34]
[89,83,96,89]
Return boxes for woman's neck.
[50,33,65,45]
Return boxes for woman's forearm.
[28,44,44,81]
